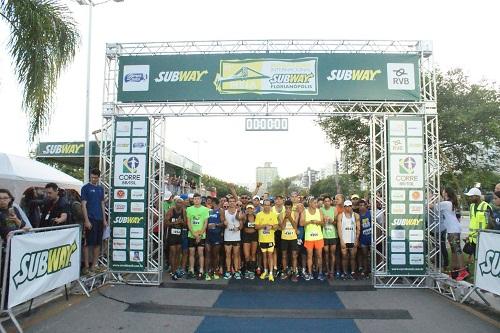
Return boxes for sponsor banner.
[117,53,420,102]
[110,117,150,271]
[8,227,80,308]
[36,141,100,157]
[475,231,500,295]
[387,117,426,274]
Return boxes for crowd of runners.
[163,186,374,283]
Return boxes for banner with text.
[475,231,500,295]
[8,227,80,308]
[117,53,420,102]
[110,117,150,271]
[387,117,426,275]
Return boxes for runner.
[165,197,187,280]
[186,193,209,280]
[338,200,360,279]
[206,197,224,280]
[301,197,326,281]
[272,195,285,277]
[295,202,306,278]
[252,195,262,214]
[241,204,258,279]
[279,199,299,282]
[321,195,338,279]
[255,199,278,282]
[358,199,371,278]
[223,197,243,279]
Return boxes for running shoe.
[197,272,203,280]
[291,274,299,283]
[248,272,255,280]
[269,274,275,282]
[304,273,311,281]
[186,271,195,279]
[234,271,242,280]
[260,271,268,280]
[212,272,220,280]
[171,272,178,281]
[280,272,288,280]
[204,272,212,281]
[350,272,356,280]
[341,273,347,280]
[335,271,341,280]
[318,272,326,281]
[456,269,470,281]
[223,272,232,280]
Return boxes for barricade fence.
[0,224,82,333]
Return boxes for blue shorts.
[181,229,189,251]
[207,232,223,246]
[360,235,371,247]
[85,219,103,246]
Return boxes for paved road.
[8,277,498,333]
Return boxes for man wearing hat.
[337,199,360,279]
[465,187,493,255]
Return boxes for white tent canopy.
[0,153,82,203]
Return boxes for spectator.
[489,190,500,230]
[40,183,69,228]
[81,168,107,275]
[20,187,43,228]
[0,189,28,241]
[464,187,493,260]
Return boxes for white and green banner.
[110,117,150,271]
[117,53,420,102]
[387,117,426,275]
[475,231,500,295]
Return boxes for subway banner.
[475,231,500,296]
[117,53,420,102]
[7,227,80,308]
[387,117,426,275]
[110,117,150,271]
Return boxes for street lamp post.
[76,0,123,184]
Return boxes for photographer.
[40,183,69,228]
[0,189,28,241]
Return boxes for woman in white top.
[223,197,243,279]
[437,187,468,281]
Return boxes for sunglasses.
[223,205,229,208]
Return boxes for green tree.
[1,0,79,141]
[268,177,300,197]
[318,69,500,191]
[201,175,249,198]
[309,174,363,198]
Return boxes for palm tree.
[1,0,79,141]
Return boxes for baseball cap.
[180,194,188,200]
[252,195,260,200]
[164,191,172,200]
[344,200,353,207]
[465,187,481,197]
[351,194,360,200]
[246,204,255,209]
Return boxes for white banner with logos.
[8,227,80,308]
[475,231,500,296]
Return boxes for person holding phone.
[0,189,27,241]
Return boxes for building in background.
[301,167,320,189]
[256,162,279,193]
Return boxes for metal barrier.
[0,225,84,333]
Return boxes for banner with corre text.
[8,227,80,308]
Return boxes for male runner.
[279,200,299,282]
[255,199,278,282]
[186,193,209,280]
[165,197,187,280]
[223,197,243,279]
[358,199,372,278]
[206,197,224,280]
[338,200,360,279]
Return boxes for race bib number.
[192,218,201,226]
[309,232,319,237]
[247,222,255,228]
[325,225,334,232]
[285,230,295,236]
[263,229,270,235]
[171,228,181,235]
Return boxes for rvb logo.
[387,63,415,90]
[123,65,150,91]
[479,250,500,277]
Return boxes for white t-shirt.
[436,201,461,234]
[224,209,241,241]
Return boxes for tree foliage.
[1,0,79,141]
[268,177,300,197]
[318,69,500,191]
[201,175,250,198]
[309,174,364,198]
